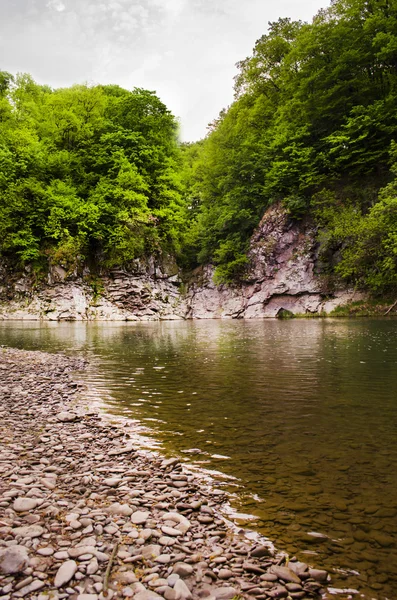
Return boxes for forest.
[1,0,397,295]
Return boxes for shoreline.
[0,347,330,600]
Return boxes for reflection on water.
[1,319,397,599]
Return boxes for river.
[1,318,396,599]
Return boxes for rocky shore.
[0,347,330,600]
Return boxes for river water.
[1,319,396,599]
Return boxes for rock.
[167,574,180,587]
[54,560,78,587]
[161,525,181,537]
[251,545,272,558]
[218,569,233,580]
[164,587,178,600]
[267,585,288,598]
[0,545,30,574]
[243,562,266,575]
[13,579,45,597]
[103,478,121,487]
[162,458,179,468]
[159,536,176,546]
[116,571,138,584]
[107,503,133,516]
[214,587,239,600]
[161,512,191,533]
[270,566,301,584]
[56,411,78,422]
[142,545,161,559]
[37,547,54,556]
[131,510,150,524]
[12,525,44,538]
[288,562,309,576]
[13,497,38,512]
[174,578,192,600]
[308,568,328,583]
[134,591,164,600]
[87,558,99,575]
[173,563,194,577]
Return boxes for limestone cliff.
[0,204,363,320]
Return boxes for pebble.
[131,510,150,524]
[173,563,194,577]
[174,578,193,600]
[0,546,30,575]
[54,560,78,587]
[13,497,39,512]
[12,525,44,538]
[0,348,329,600]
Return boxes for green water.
[1,319,397,599]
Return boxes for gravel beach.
[0,347,330,600]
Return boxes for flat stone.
[0,545,30,574]
[54,560,78,587]
[134,591,163,600]
[218,569,233,580]
[308,568,328,582]
[13,498,39,512]
[107,503,133,516]
[131,510,150,525]
[161,525,181,537]
[56,411,78,422]
[173,563,193,577]
[141,545,161,559]
[214,587,239,600]
[270,566,301,584]
[13,579,45,597]
[103,478,121,487]
[159,536,176,546]
[251,545,272,558]
[266,585,288,598]
[116,571,138,584]
[12,525,44,538]
[37,547,54,556]
[174,578,192,600]
[164,587,178,600]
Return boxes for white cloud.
[0,0,330,141]
[47,0,66,12]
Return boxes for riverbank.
[0,347,330,600]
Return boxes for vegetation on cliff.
[182,0,397,292]
[1,0,397,295]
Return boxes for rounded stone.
[0,545,30,574]
[54,559,78,588]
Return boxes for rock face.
[0,204,364,320]
[186,204,365,319]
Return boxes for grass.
[330,298,397,317]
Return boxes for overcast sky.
[0,0,329,141]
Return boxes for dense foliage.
[183,0,397,291]
[2,0,397,295]
[0,74,185,273]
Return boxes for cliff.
[0,204,363,321]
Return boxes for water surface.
[1,319,396,599]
